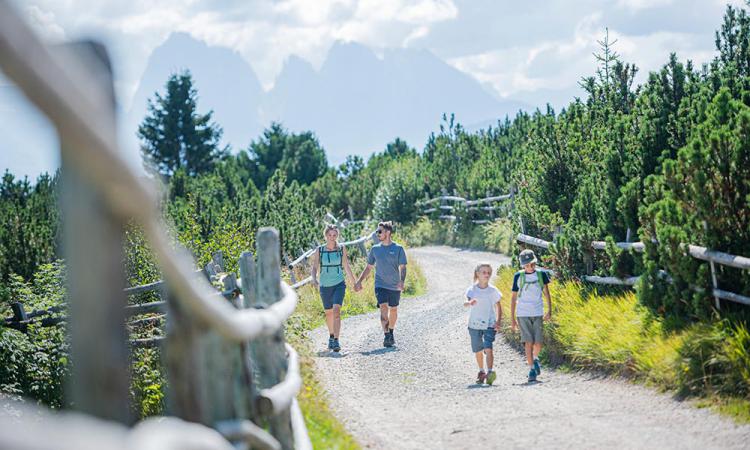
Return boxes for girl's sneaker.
[528,369,537,382]
[476,371,487,384]
[534,359,541,375]
[486,370,497,385]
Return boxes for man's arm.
[355,264,373,291]
[397,264,407,291]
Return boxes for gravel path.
[311,246,750,449]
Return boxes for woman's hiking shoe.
[328,336,335,350]
[476,371,487,384]
[533,359,541,374]
[528,369,537,382]
[332,338,341,352]
[486,370,497,386]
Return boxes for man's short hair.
[378,221,394,232]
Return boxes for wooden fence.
[0,1,310,448]
[517,233,750,307]
[419,188,514,223]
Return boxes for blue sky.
[1,0,745,178]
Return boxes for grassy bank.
[285,251,427,449]
[493,266,750,423]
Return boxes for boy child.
[510,249,552,382]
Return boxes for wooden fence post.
[59,41,131,424]
[486,189,495,222]
[250,228,294,449]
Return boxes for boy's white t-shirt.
[465,284,502,330]
[512,270,550,317]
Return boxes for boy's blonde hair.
[473,263,493,283]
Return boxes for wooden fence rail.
[0,2,310,448]
[419,189,514,224]
[516,233,750,307]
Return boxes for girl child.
[464,263,503,385]
[311,224,356,352]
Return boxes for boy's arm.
[543,284,552,320]
[510,292,518,330]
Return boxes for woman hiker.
[311,224,356,352]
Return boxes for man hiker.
[355,221,407,347]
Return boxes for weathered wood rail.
[419,187,514,224]
[0,2,311,448]
[516,233,750,307]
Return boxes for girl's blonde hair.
[323,224,339,239]
[473,263,493,283]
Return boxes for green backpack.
[516,269,549,293]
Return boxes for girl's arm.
[463,297,475,307]
[342,246,355,284]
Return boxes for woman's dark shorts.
[375,287,401,307]
[320,281,346,310]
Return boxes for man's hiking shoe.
[327,336,335,351]
[528,369,537,383]
[332,338,341,352]
[383,334,392,348]
[476,371,487,384]
[534,359,541,375]
[486,370,497,386]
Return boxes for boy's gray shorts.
[518,316,543,343]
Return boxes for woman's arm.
[310,248,319,287]
[342,246,355,284]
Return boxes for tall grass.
[403,217,514,254]
[285,251,427,448]
[494,266,750,422]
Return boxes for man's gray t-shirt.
[367,242,407,290]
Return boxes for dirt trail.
[311,246,750,449]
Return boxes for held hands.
[511,319,518,332]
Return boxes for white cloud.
[25,5,67,41]
[616,0,674,12]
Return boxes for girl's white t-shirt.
[465,284,502,330]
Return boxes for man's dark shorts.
[320,281,346,310]
[375,287,401,307]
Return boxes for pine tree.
[138,71,226,177]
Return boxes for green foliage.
[640,87,750,319]
[0,171,60,284]
[138,71,226,177]
[247,122,327,190]
[0,262,68,407]
[372,155,423,223]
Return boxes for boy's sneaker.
[327,336,335,351]
[486,370,497,386]
[528,369,537,383]
[332,338,341,352]
[534,359,541,375]
[476,371,487,384]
